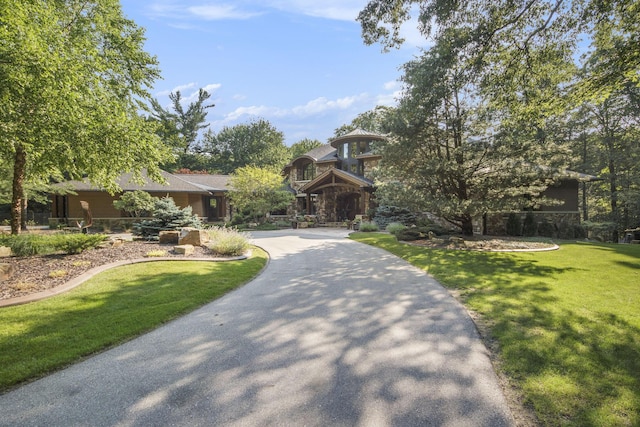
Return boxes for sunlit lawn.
[351,233,640,427]
[0,249,267,392]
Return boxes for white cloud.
[220,93,368,124]
[187,4,263,20]
[148,2,262,21]
[265,0,365,21]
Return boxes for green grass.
[350,233,640,427]
[0,249,267,392]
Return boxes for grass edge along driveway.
[350,233,640,427]
[0,248,267,393]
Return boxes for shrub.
[537,221,556,238]
[386,222,407,235]
[55,234,108,254]
[207,227,250,256]
[145,250,168,257]
[113,190,157,217]
[134,197,202,237]
[373,206,417,229]
[394,228,424,241]
[557,222,587,240]
[522,211,537,237]
[0,233,107,256]
[358,221,379,232]
[506,213,522,236]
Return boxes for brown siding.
[540,180,579,212]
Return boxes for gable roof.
[173,174,231,192]
[54,170,231,194]
[299,168,374,193]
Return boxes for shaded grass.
[350,233,640,427]
[0,248,267,392]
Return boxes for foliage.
[228,166,295,223]
[0,233,107,256]
[134,197,202,236]
[351,233,640,426]
[522,211,538,237]
[333,106,393,138]
[0,0,168,234]
[393,225,444,241]
[113,191,157,217]
[289,138,324,159]
[536,221,556,238]
[506,213,522,236]
[144,250,167,257]
[357,0,640,239]
[0,251,268,392]
[358,222,380,232]
[385,222,407,234]
[204,119,291,174]
[372,205,417,229]
[206,227,250,256]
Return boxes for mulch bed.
[408,236,557,251]
[1,240,219,301]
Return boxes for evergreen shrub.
[373,206,417,229]
[537,221,556,238]
[506,213,522,236]
[134,197,201,237]
[0,233,107,256]
[522,211,537,237]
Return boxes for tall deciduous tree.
[0,0,169,234]
[376,30,557,234]
[204,119,291,174]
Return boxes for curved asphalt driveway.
[0,229,514,426]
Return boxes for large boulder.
[159,230,180,244]
[0,263,13,282]
[174,244,194,255]
[178,228,209,246]
[0,246,11,258]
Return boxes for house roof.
[173,174,231,192]
[299,168,374,193]
[329,128,386,148]
[283,144,338,174]
[55,170,230,194]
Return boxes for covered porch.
[297,169,375,222]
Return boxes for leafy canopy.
[228,166,295,223]
[0,0,168,233]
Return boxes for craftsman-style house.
[282,129,384,222]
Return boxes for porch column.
[306,193,311,215]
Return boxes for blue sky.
[119,1,424,145]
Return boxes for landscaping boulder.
[159,230,180,244]
[178,228,209,246]
[0,263,13,282]
[174,244,195,255]
[0,246,11,258]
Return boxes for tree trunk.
[605,135,619,242]
[11,145,27,235]
[461,215,474,236]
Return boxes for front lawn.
[350,233,640,427]
[0,249,267,392]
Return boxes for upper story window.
[337,140,371,176]
[298,162,315,181]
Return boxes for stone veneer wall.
[481,212,581,236]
